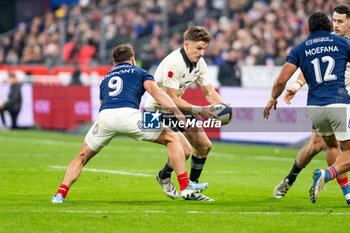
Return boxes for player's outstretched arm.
[144,80,186,124]
[200,84,231,120]
[163,86,216,120]
[284,72,305,105]
[201,84,225,104]
[264,62,297,119]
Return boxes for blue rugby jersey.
[286,30,350,105]
[99,63,154,112]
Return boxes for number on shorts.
[311,56,337,84]
[108,76,123,96]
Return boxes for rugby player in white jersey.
[145,26,231,201]
[273,4,350,205]
[51,44,209,203]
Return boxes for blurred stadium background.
[2,1,350,232]
[0,0,347,144]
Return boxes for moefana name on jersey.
[142,110,222,130]
[305,45,339,57]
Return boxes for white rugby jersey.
[331,32,350,95]
[144,47,211,112]
[345,62,350,94]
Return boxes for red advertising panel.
[33,86,91,130]
[182,88,220,139]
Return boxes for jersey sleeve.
[196,60,212,87]
[286,47,300,67]
[143,72,155,82]
[162,62,181,89]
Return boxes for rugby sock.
[337,177,350,202]
[286,160,304,185]
[177,171,189,191]
[337,176,350,191]
[56,184,69,199]
[190,155,206,183]
[325,166,338,182]
[159,160,173,179]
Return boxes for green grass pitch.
[0,130,349,233]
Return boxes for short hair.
[9,73,16,79]
[184,26,211,43]
[308,12,332,33]
[112,44,135,63]
[334,4,350,18]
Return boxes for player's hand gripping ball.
[210,103,233,125]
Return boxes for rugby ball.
[210,103,233,125]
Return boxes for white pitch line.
[49,165,153,177]
[0,136,163,152]
[0,136,81,147]
[211,152,325,164]
[251,155,324,164]
[0,209,349,215]
[1,135,327,164]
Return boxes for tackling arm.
[163,86,194,114]
[144,80,186,123]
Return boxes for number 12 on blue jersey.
[311,56,337,84]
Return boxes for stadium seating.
[0,0,340,71]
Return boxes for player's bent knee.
[76,146,97,166]
[169,132,191,158]
[156,128,179,145]
[177,133,191,158]
[162,132,182,148]
[197,141,212,156]
[310,143,324,155]
[76,152,89,166]
[182,139,192,158]
[205,141,213,153]
[184,147,191,159]
[168,132,180,143]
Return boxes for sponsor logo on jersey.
[305,37,333,46]
[137,120,142,129]
[92,123,99,135]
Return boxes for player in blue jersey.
[51,44,209,203]
[273,4,350,205]
[263,12,350,204]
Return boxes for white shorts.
[307,104,350,141]
[85,108,162,152]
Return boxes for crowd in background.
[0,0,345,85]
